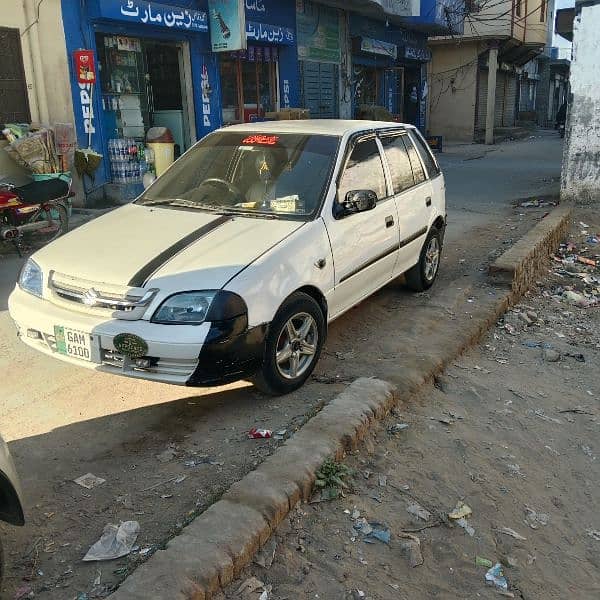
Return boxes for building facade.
[1,0,463,204]
[428,0,548,142]
[517,0,570,128]
[60,0,302,201]
[532,47,570,127]
[0,0,73,183]
[559,0,600,204]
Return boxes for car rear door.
[379,130,432,276]
[407,128,444,217]
[324,135,400,320]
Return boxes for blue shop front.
[218,0,300,125]
[349,15,431,129]
[61,0,299,201]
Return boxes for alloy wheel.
[275,312,318,380]
[424,236,440,282]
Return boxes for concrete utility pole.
[23,0,50,124]
[485,44,499,145]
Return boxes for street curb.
[108,206,573,600]
[109,379,397,600]
[489,205,572,299]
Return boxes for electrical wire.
[21,0,46,37]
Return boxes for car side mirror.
[335,189,377,218]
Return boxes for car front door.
[379,131,432,276]
[324,135,400,320]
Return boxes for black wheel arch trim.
[187,321,268,387]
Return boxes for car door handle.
[425,197,432,207]
[385,216,394,228]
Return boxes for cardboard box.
[265,108,311,121]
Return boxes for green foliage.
[314,459,354,500]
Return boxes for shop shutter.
[503,74,518,126]
[0,27,30,123]
[476,69,487,130]
[494,72,505,127]
[300,61,339,119]
[494,72,518,127]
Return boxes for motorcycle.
[0,434,25,593]
[0,175,71,256]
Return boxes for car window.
[138,132,339,220]
[380,134,415,194]
[338,138,387,202]
[408,130,440,177]
[404,136,426,185]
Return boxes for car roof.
[222,119,414,137]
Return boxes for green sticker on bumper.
[54,325,67,354]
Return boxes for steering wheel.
[198,178,244,206]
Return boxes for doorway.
[144,42,194,156]
[300,61,339,119]
[96,34,194,156]
[403,66,421,126]
[219,46,279,124]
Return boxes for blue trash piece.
[365,522,391,544]
[485,563,508,591]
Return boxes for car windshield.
[137,131,339,220]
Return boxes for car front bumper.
[8,287,265,386]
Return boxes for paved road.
[0,130,564,598]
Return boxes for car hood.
[33,204,304,292]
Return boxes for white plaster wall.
[561,2,600,203]
[1,0,75,185]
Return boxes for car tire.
[0,535,4,594]
[252,292,325,396]
[404,227,442,292]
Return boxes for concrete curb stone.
[109,379,395,600]
[109,205,571,600]
[489,204,572,298]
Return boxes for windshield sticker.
[241,134,280,146]
[271,195,300,213]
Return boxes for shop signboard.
[372,0,419,17]
[246,21,294,45]
[100,0,208,31]
[208,0,247,52]
[404,45,432,61]
[360,37,398,60]
[297,1,340,64]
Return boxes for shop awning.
[314,0,418,24]
[555,7,575,42]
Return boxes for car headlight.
[152,291,218,324]
[18,259,43,298]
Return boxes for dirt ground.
[0,133,567,600]
[0,206,550,600]
[217,209,600,600]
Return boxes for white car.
[9,120,445,395]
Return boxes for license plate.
[54,326,92,361]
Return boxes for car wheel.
[0,534,4,593]
[253,292,325,395]
[405,227,442,292]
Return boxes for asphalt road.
[0,130,564,599]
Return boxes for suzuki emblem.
[82,288,100,306]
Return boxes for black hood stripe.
[128,215,233,287]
